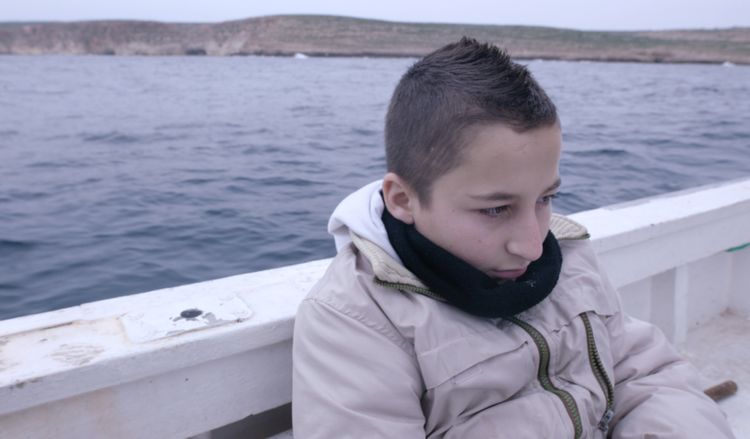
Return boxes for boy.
[292,38,733,438]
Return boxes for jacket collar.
[350,213,589,289]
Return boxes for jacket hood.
[327,179,401,263]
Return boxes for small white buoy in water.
[722,61,735,67]
[294,53,308,59]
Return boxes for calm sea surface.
[1,56,749,320]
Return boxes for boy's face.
[409,122,562,281]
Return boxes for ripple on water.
[568,148,631,158]
[0,239,38,253]
[80,131,141,144]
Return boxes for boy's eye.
[538,193,559,206]
[480,205,511,217]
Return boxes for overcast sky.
[2,0,749,31]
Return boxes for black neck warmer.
[381,206,562,318]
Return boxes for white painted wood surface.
[1,177,749,438]
[0,258,330,438]
[574,178,750,343]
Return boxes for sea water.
[1,56,749,320]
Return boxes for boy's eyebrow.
[470,178,562,201]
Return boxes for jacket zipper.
[579,312,616,433]
[376,279,613,436]
[374,278,448,302]
[507,316,584,439]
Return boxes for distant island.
[1,15,748,64]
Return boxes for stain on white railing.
[120,294,253,343]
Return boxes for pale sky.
[2,0,749,31]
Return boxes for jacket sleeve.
[605,289,735,438]
[292,296,426,438]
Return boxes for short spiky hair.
[385,37,558,204]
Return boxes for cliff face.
[1,15,749,64]
[0,21,210,55]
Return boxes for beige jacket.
[293,213,733,438]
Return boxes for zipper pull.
[597,408,614,433]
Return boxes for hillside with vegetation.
[1,15,748,64]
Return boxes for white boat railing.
[1,177,749,439]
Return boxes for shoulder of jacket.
[301,248,417,355]
[550,213,590,240]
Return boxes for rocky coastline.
[1,15,748,64]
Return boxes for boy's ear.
[382,172,416,224]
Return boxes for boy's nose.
[506,215,545,262]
